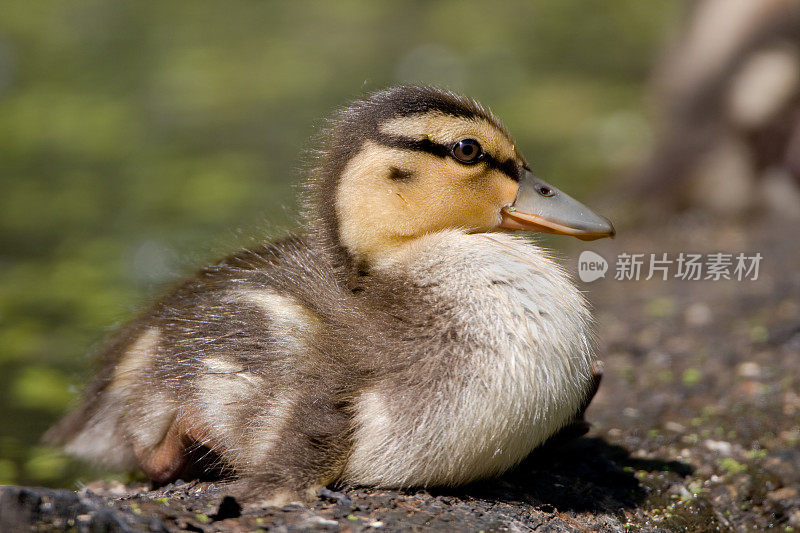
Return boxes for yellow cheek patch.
[335,142,414,261]
[336,141,521,265]
[484,170,520,209]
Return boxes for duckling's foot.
[576,361,603,421]
[134,412,228,485]
[135,417,187,484]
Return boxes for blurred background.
[1,0,798,492]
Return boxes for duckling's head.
[307,86,614,269]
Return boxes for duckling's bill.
[499,169,615,240]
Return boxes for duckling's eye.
[451,139,483,164]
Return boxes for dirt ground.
[2,214,798,532]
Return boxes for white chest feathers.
[343,231,595,488]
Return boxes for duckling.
[46,86,615,504]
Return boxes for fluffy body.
[49,231,594,494]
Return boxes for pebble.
[306,516,339,527]
[736,361,761,378]
[685,303,713,326]
[703,440,733,456]
[766,487,798,502]
[665,421,686,433]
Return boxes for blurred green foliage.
[0,1,681,488]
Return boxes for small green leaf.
[682,368,701,386]
[718,458,746,474]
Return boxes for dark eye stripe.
[484,154,521,182]
[374,133,520,182]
